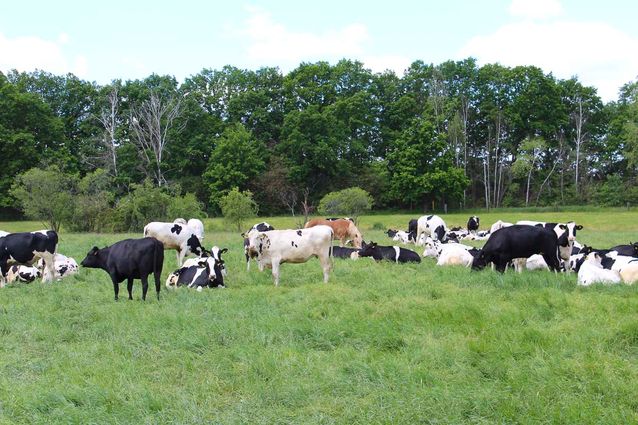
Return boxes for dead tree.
[96,86,120,176]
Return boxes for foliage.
[219,187,258,231]
[317,187,373,222]
[10,166,76,232]
[69,169,115,232]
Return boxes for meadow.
[1,209,638,424]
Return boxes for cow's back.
[265,226,333,262]
[484,225,557,257]
[107,237,164,277]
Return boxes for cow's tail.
[153,240,164,299]
[329,229,335,270]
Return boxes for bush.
[371,222,385,230]
[68,169,115,232]
[219,188,258,231]
[318,187,373,223]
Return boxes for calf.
[0,230,58,284]
[305,218,363,248]
[472,225,561,273]
[144,221,206,266]
[359,241,421,263]
[467,216,480,233]
[578,253,622,286]
[166,257,225,291]
[80,237,164,301]
[245,226,334,286]
[416,215,448,242]
[243,222,275,270]
[5,265,41,284]
[183,246,228,277]
[332,246,360,259]
[37,253,79,281]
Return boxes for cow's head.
[186,234,206,257]
[566,222,582,242]
[386,229,398,238]
[81,246,104,268]
[422,238,440,258]
[211,246,228,277]
[358,241,377,258]
[632,242,638,256]
[471,249,488,270]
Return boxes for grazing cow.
[467,216,480,233]
[5,265,41,284]
[416,215,448,242]
[245,226,334,286]
[609,242,638,258]
[243,222,275,271]
[359,241,421,263]
[0,230,58,284]
[144,221,206,266]
[166,257,225,291]
[37,254,79,281]
[80,237,164,301]
[332,246,360,259]
[472,225,561,273]
[489,220,513,234]
[578,253,622,286]
[305,218,363,248]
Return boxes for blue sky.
[1,0,637,101]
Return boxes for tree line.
[1,58,638,221]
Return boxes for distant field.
[1,210,638,423]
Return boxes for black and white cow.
[5,265,41,284]
[332,246,360,259]
[37,253,79,281]
[0,230,58,285]
[80,237,164,301]
[242,222,275,271]
[416,215,448,243]
[144,221,207,266]
[358,241,421,263]
[183,246,228,278]
[467,216,480,234]
[516,221,583,269]
[166,256,225,291]
[609,242,638,258]
[472,225,562,273]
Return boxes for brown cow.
[304,218,363,248]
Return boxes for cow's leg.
[271,260,280,286]
[245,253,251,271]
[127,277,134,300]
[176,250,182,267]
[40,253,56,283]
[0,259,7,288]
[141,275,149,301]
[154,269,161,301]
[542,252,561,273]
[111,279,120,301]
[339,236,345,248]
[320,254,331,284]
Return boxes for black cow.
[359,241,421,263]
[610,242,638,258]
[0,230,58,283]
[472,225,561,273]
[80,237,164,301]
[467,216,480,233]
[332,246,360,259]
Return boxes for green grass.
[1,211,638,423]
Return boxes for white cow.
[37,253,79,281]
[416,215,448,242]
[422,237,475,267]
[620,262,638,284]
[144,221,206,266]
[391,230,413,244]
[0,231,9,237]
[489,220,513,234]
[578,253,622,286]
[245,225,333,286]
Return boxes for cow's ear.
[559,224,567,230]
[220,248,228,254]
[576,225,583,230]
[90,246,99,255]
[240,232,246,238]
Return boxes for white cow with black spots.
[144,221,207,266]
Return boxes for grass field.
[1,210,638,424]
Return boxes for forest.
[1,58,637,222]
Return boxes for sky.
[1,0,637,102]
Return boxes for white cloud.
[362,54,411,76]
[458,19,638,101]
[509,0,563,19]
[0,32,88,78]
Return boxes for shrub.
[69,169,115,232]
[219,188,258,231]
[318,187,373,223]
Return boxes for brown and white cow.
[304,218,363,248]
[244,225,334,286]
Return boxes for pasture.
[1,209,638,423]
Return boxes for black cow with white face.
[358,241,421,263]
[467,216,480,233]
[242,222,274,270]
[610,242,638,258]
[80,237,164,301]
[472,225,562,273]
[0,230,58,284]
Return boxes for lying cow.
[245,225,333,286]
[578,253,622,286]
[472,225,562,273]
[37,253,79,281]
[183,246,228,277]
[243,222,275,271]
[5,265,41,284]
[359,241,421,263]
[0,230,58,285]
[305,218,363,248]
[332,246,360,259]
[80,237,164,301]
[609,242,638,258]
[144,221,206,266]
[166,256,225,291]
[489,220,513,234]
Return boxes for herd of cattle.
[1,214,637,300]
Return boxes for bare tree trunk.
[535,153,560,206]
[573,97,588,195]
[96,86,120,176]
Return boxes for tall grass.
[0,213,637,423]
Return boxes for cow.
[472,225,562,273]
[143,221,207,266]
[242,222,275,271]
[387,230,413,244]
[421,237,476,259]
[0,230,58,285]
[0,231,9,237]
[467,216,480,234]
[166,256,225,291]
[80,237,164,301]
[332,246,360,260]
[37,253,79,281]
[609,242,638,258]
[5,265,41,284]
[489,220,513,234]
[578,253,622,286]
[305,218,363,248]
[245,226,334,286]
[416,215,448,243]
[358,241,421,263]
[620,262,638,284]
[516,221,583,270]
[183,246,228,277]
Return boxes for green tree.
[11,166,76,232]
[70,168,115,232]
[318,187,373,223]
[219,188,258,231]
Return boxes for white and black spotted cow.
[242,222,275,271]
[37,253,79,281]
[166,256,225,291]
[0,230,58,285]
[144,221,207,266]
[358,241,421,263]
[467,216,480,234]
[5,265,41,284]
[416,215,448,243]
